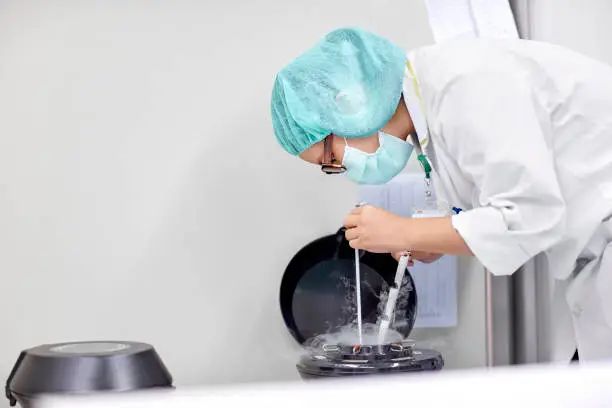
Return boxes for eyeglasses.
[321,136,346,175]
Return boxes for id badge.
[412,202,462,219]
[412,208,447,219]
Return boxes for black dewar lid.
[5,341,173,406]
[280,228,418,345]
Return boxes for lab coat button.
[572,306,583,318]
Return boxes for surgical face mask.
[342,131,413,185]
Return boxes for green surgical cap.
[271,27,407,156]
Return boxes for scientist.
[270,28,612,363]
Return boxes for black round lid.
[5,341,173,405]
[280,228,418,345]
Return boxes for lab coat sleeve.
[436,73,566,276]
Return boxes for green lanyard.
[406,61,433,198]
[410,132,432,198]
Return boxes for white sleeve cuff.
[452,208,530,276]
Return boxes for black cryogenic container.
[280,228,444,379]
[296,341,444,380]
[5,341,173,408]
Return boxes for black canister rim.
[5,341,173,406]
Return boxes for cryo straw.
[377,253,411,346]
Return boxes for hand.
[343,205,410,253]
[392,251,442,266]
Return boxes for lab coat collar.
[402,52,430,152]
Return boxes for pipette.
[354,203,366,345]
[377,251,411,346]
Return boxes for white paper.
[359,173,458,328]
[424,0,519,42]
[469,0,519,39]
[423,0,477,43]
[410,253,458,328]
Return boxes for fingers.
[351,205,366,214]
[404,252,442,264]
[343,205,371,228]
[395,254,414,266]
[391,251,414,267]
[345,226,362,250]
[343,213,360,229]
[348,238,363,250]
[344,227,360,242]
[413,252,442,263]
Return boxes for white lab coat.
[404,38,612,362]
